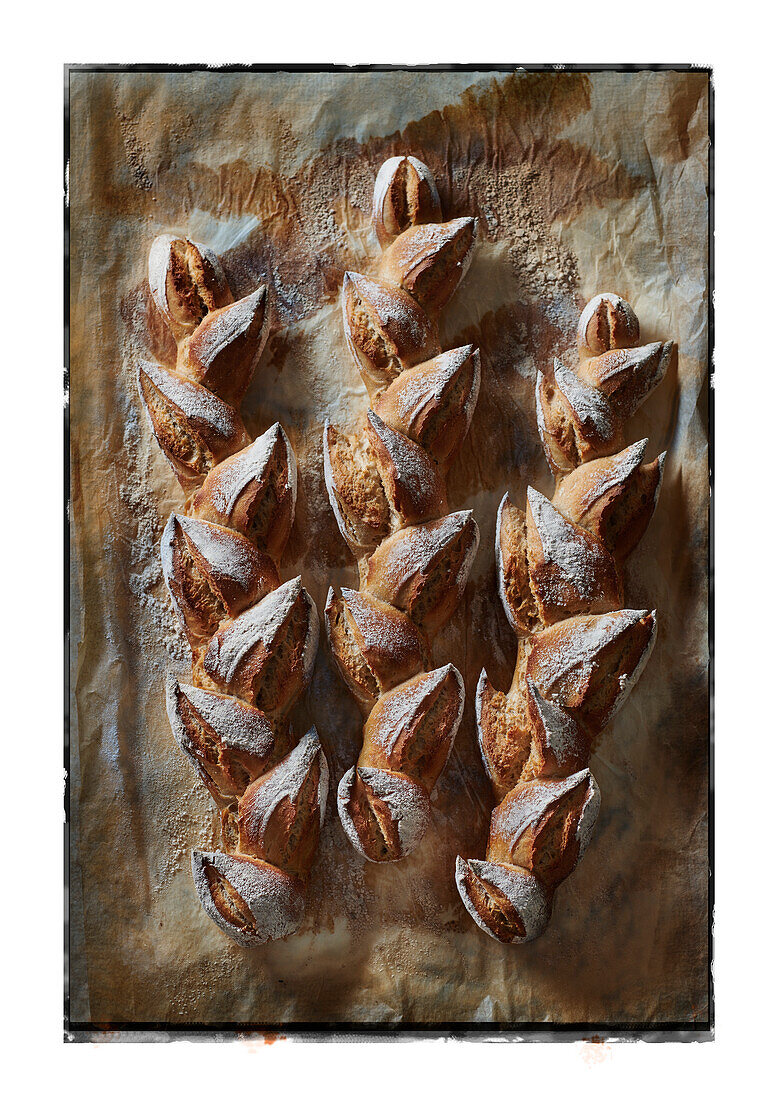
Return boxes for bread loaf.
[324,155,480,861]
[138,235,326,946]
[457,292,671,943]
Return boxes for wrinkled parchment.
[69,69,709,1029]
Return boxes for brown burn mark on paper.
[449,296,565,504]
[115,72,644,334]
[647,74,708,165]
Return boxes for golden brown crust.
[189,424,297,563]
[522,679,591,781]
[138,361,250,492]
[456,857,524,943]
[536,359,621,475]
[537,329,671,478]
[328,157,480,863]
[476,667,533,802]
[359,665,464,790]
[486,770,601,891]
[166,680,289,807]
[364,511,479,637]
[336,766,432,863]
[237,730,328,876]
[372,155,443,248]
[524,487,623,624]
[496,496,540,636]
[342,769,402,862]
[527,609,656,735]
[199,579,317,712]
[366,410,448,528]
[373,345,481,471]
[148,235,234,341]
[552,442,665,562]
[455,857,552,944]
[462,292,670,946]
[576,341,673,419]
[162,514,280,648]
[178,286,270,406]
[576,292,640,360]
[323,421,391,551]
[377,218,477,316]
[191,850,306,947]
[142,233,325,948]
[342,272,441,404]
[537,290,670,479]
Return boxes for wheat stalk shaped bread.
[137,235,326,946]
[456,292,673,943]
[323,156,480,861]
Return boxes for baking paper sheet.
[68,68,709,1029]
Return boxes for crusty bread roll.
[139,234,326,946]
[458,292,671,944]
[535,294,672,477]
[324,157,480,861]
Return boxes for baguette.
[138,235,326,946]
[324,156,480,861]
[457,292,671,942]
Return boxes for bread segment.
[371,155,442,248]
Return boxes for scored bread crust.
[324,156,480,862]
[457,292,672,944]
[138,234,327,947]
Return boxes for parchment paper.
[68,68,710,1029]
